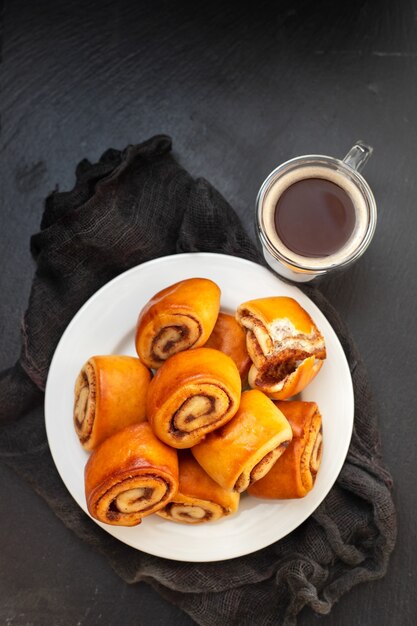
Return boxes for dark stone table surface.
[0,1,415,624]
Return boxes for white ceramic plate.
[45,253,354,562]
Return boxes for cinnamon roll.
[146,347,241,448]
[236,297,326,399]
[85,422,178,526]
[248,401,323,499]
[157,452,239,523]
[205,312,251,383]
[192,389,293,493]
[135,277,221,369]
[74,355,151,451]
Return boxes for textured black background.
[0,1,415,624]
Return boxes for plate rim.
[44,252,354,562]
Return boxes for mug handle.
[343,141,373,173]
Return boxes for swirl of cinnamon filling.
[96,475,173,526]
[159,500,222,524]
[248,401,323,500]
[85,423,178,527]
[135,278,221,369]
[157,452,240,524]
[74,361,96,444]
[234,440,290,493]
[150,314,202,363]
[192,390,293,493]
[310,428,323,476]
[171,386,231,434]
[299,424,323,493]
[147,348,241,449]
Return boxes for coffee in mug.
[256,142,377,282]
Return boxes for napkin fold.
[0,135,396,626]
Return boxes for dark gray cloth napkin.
[0,135,396,626]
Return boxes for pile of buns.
[74,278,326,527]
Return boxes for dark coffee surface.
[274,178,356,257]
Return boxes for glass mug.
[256,142,377,282]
